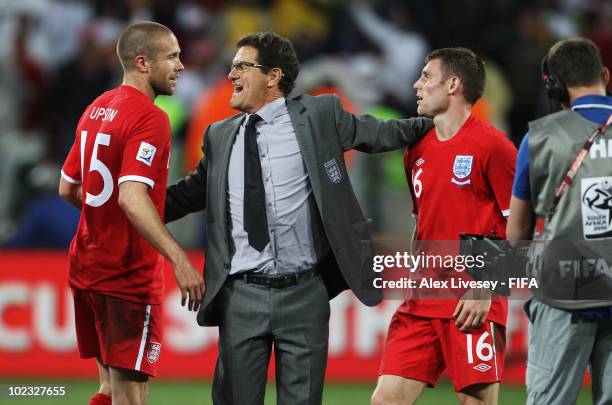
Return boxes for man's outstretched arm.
[332,94,433,153]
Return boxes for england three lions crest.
[324,159,342,183]
[146,341,161,364]
[451,155,473,186]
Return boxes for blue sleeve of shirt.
[512,134,531,200]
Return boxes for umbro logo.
[415,158,425,167]
[473,363,491,372]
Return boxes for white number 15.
[80,130,113,207]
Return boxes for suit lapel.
[287,98,323,209]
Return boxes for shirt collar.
[244,97,286,126]
[571,95,612,110]
[119,85,153,104]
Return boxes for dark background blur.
[0,0,610,249]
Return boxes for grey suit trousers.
[212,273,330,405]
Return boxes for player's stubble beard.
[418,97,448,119]
[150,74,176,97]
[417,105,439,119]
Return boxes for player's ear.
[448,76,460,96]
[134,54,150,74]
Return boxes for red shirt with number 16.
[400,115,516,326]
[61,85,171,305]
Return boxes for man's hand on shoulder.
[453,287,492,332]
[412,117,434,140]
[402,116,434,148]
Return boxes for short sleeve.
[61,136,82,184]
[512,134,531,201]
[485,133,517,217]
[118,109,171,188]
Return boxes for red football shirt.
[61,85,171,304]
[399,115,516,326]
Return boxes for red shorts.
[72,288,162,377]
[379,311,505,392]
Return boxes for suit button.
[224,263,230,269]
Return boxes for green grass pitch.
[0,380,593,404]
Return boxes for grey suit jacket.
[166,93,432,326]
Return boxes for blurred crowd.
[0,0,610,248]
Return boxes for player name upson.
[89,106,118,122]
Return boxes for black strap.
[243,114,270,251]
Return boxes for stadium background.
[0,0,609,403]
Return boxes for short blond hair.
[116,21,172,71]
